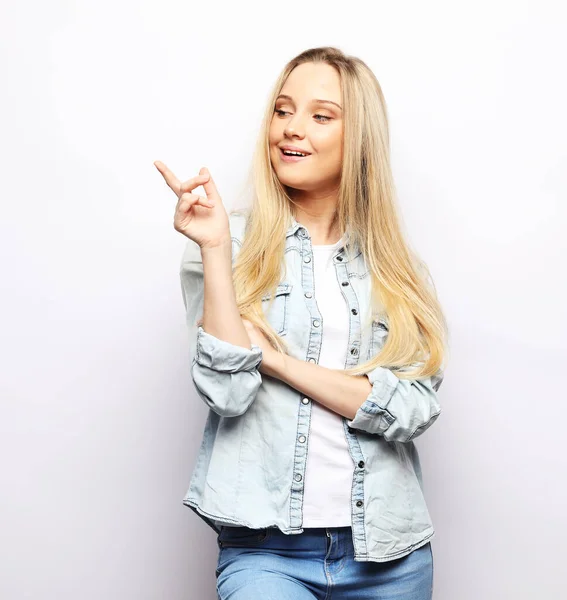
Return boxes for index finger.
[154,161,181,196]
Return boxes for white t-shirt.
[302,237,354,528]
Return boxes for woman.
[155,46,448,600]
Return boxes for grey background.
[1,1,566,598]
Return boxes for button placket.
[333,251,370,554]
[288,227,320,529]
[301,232,321,368]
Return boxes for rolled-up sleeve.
[191,326,263,416]
[346,365,444,442]
[180,236,263,417]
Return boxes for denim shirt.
[180,212,444,563]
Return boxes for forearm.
[200,241,251,350]
[269,353,443,441]
[272,354,371,420]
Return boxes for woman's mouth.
[279,147,311,163]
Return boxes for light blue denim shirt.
[180,212,444,563]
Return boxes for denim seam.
[186,418,209,500]
[406,410,441,442]
[234,417,245,520]
[358,530,435,562]
[281,290,290,335]
[323,534,333,600]
[431,542,435,596]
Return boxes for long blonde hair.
[231,46,449,380]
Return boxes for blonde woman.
[155,46,448,600]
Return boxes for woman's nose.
[284,116,306,138]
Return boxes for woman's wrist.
[265,352,290,381]
[200,237,232,253]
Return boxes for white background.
[1,1,566,598]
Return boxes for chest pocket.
[261,282,293,336]
[369,318,389,356]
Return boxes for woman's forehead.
[280,63,341,103]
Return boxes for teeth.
[282,150,307,157]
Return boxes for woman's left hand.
[242,319,287,379]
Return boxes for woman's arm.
[181,236,263,418]
[265,350,443,443]
[200,240,252,349]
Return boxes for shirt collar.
[285,214,361,259]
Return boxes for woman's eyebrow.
[276,94,342,110]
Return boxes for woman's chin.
[274,170,314,190]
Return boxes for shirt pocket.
[261,282,293,336]
[369,318,389,356]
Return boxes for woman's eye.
[274,109,331,123]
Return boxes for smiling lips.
[279,146,311,162]
[279,144,311,155]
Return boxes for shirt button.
[358,460,365,469]
[298,435,306,443]
[308,358,317,363]
[341,281,349,286]
[336,256,343,262]
[351,308,358,315]
[294,473,303,482]
[301,397,310,404]
[304,291,312,298]
[313,319,320,327]
[356,500,363,507]
[303,256,311,263]
[347,426,354,434]
[350,347,358,356]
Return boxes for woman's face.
[269,62,343,194]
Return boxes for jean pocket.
[261,282,293,335]
[217,525,272,549]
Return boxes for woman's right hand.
[154,161,230,249]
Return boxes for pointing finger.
[154,160,181,194]
[154,161,211,200]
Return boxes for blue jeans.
[215,525,434,599]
